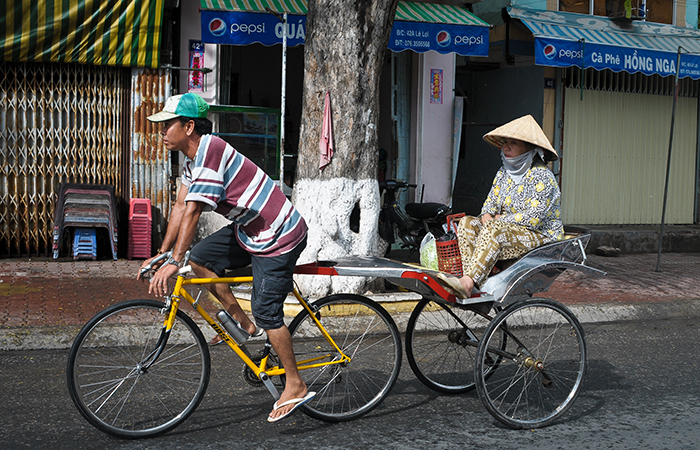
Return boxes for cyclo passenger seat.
[490,233,582,276]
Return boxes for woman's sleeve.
[499,169,557,229]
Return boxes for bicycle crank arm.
[258,372,281,400]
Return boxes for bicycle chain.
[242,349,279,387]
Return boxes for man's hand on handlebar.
[136,252,169,282]
[136,251,191,297]
[149,261,179,297]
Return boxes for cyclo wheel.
[287,294,402,422]
[405,299,503,394]
[67,299,211,438]
[475,298,587,429]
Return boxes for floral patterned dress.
[480,161,564,241]
[455,160,564,288]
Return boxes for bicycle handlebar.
[139,251,191,277]
[379,180,417,191]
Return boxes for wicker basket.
[436,213,465,276]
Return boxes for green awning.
[200,0,307,14]
[395,2,489,26]
[200,0,490,26]
[0,0,165,68]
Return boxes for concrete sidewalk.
[1,252,699,350]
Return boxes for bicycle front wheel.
[406,299,501,394]
[475,298,587,429]
[287,294,402,422]
[67,299,211,438]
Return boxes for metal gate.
[0,62,128,257]
[561,68,698,225]
[130,68,172,242]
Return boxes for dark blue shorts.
[189,224,307,330]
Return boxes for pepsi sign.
[209,18,226,37]
[389,21,488,57]
[436,31,451,47]
[201,11,489,57]
[534,36,700,80]
[201,10,306,47]
[543,44,556,60]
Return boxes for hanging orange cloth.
[319,91,334,170]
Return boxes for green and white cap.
[147,93,210,122]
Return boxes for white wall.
[412,51,455,205]
[179,0,218,103]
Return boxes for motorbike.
[377,180,452,254]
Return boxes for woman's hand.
[481,214,494,225]
[480,213,504,225]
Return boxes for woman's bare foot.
[458,275,474,297]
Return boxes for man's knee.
[189,260,210,277]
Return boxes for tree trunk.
[293,0,397,296]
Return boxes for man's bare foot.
[268,380,309,422]
[226,310,257,336]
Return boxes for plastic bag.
[420,232,439,270]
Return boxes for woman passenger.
[453,115,565,297]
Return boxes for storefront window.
[559,0,592,15]
[559,0,673,24]
[210,106,281,180]
[644,0,673,24]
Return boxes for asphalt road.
[1,317,699,450]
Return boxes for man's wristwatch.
[166,256,182,268]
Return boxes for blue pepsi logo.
[209,19,227,37]
[436,30,451,47]
[543,44,556,60]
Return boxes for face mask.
[500,148,544,183]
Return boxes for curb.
[568,298,700,324]
[3,297,698,351]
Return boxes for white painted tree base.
[193,178,386,297]
[293,177,386,297]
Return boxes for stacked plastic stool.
[73,228,98,260]
[52,183,118,260]
[128,198,152,259]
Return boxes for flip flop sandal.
[208,335,224,346]
[267,391,316,423]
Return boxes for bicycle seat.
[405,202,451,220]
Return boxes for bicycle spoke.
[288,294,401,422]
[475,299,586,429]
[67,300,210,438]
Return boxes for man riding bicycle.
[138,93,314,423]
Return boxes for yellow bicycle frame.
[160,273,351,382]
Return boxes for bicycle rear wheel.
[67,299,210,438]
[475,298,587,429]
[287,294,402,422]
[406,299,502,394]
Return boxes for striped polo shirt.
[182,135,307,256]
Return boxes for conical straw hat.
[483,115,558,161]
